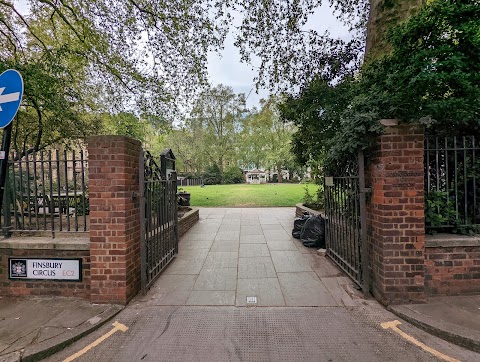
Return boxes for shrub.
[202,163,222,185]
[223,166,244,184]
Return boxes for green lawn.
[180,183,319,207]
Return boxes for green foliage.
[223,166,245,184]
[0,51,100,157]
[281,0,480,171]
[203,163,223,185]
[425,191,480,235]
[303,185,315,206]
[102,112,146,141]
[425,191,458,229]
[302,183,324,210]
[360,0,480,133]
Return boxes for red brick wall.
[0,248,90,298]
[425,246,480,295]
[366,123,426,304]
[88,136,142,305]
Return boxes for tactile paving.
[62,306,459,362]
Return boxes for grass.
[180,183,319,207]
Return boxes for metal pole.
[358,148,370,297]
[0,123,13,213]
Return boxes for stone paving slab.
[181,232,217,241]
[278,272,338,307]
[236,278,285,306]
[270,250,313,272]
[178,240,213,249]
[210,241,240,252]
[266,239,298,251]
[240,219,260,225]
[214,231,240,241]
[176,248,209,260]
[240,234,266,243]
[186,291,235,306]
[239,244,270,258]
[203,251,238,268]
[0,297,122,361]
[163,258,205,274]
[263,230,291,241]
[218,224,241,232]
[238,257,277,279]
[240,225,264,235]
[194,268,237,291]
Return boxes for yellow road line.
[63,321,129,362]
[381,320,460,362]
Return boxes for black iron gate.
[324,150,369,294]
[140,151,178,293]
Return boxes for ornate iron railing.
[140,150,178,293]
[1,150,89,238]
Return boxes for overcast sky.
[208,3,353,109]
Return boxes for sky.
[207,3,353,109]
[14,1,352,110]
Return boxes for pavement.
[390,295,480,353]
[1,207,479,361]
[0,297,122,362]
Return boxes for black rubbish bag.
[301,214,326,248]
[292,212,311,239]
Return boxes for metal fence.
[177,178,203,187]
[425,136,480,231]
[1,150,89,238]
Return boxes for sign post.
[0,70,24,215]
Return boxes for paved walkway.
[136,207,360,308]
[0,297,122,361]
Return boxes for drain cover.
[246,296,257,305]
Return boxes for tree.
[101,112,147,141]
[0,51,100,158]
[281,0,480,173]
[223,165,244,184]
[190,85,245,172]
[1,1,428,101]
[0,0,431,162]
[241,98,296,182]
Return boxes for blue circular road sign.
[0,69,24,129]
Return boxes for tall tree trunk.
[277,163,283,183]
[218,156,223,172]
[365,0,426,60]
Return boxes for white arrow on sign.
[0,87,21,112]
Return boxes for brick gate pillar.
[88,136,142,304]
[367,121,426,304]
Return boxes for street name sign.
[0,69,24,129]
[9,258,82,281]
